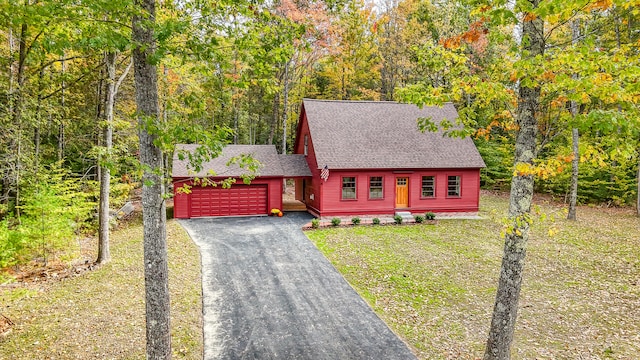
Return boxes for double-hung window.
[447,175,461,197]
[369,176,383,199]
[342,177,356,199]
[421,176,435,198]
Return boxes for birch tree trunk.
[97,52,116,264]
[132,0,171,357]
[483,1,543,358]
[97,52,131,264]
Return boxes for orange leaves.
[441,36,462,50]
[550,95,568,109]
[541,70,556,82]
[522,12,538,22]
[474,111,516,139]
[440,21,488,52]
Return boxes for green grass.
[306,193,640,359]
[0,217,203,359]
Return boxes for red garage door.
[190,185,268,217]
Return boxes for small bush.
[414,215,425,223]
[351,217,361,225]
[311,218,320,229]
[394,215,403,224]
[372,218,380,225]
[331,217,341,226]
[425,212,436,220]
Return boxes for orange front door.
[395,177,409,208]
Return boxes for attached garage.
[190,184,268,217]
[172,144,311,219]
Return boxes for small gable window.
[342,177,356,200]
[421,176,435,198]
[447,175,461,197]
[304,134,308,156]
[369,176,383,199]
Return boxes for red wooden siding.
[314,169,481,217]
[173,177,282,218]
[293,110,322,215]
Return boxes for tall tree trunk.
[34,64,45,165]
[12,22,28,220]
[132,0,171,358]
[97,52,132,264]
[567,19,581,221]
[96,52,116,264]
[282,61,289,155]
[483,1,543,359]
[567,128,579,220]
[162,65,170,181]
[58,54,66,161]
[268,92,279,145]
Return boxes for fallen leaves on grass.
[0,217,203,360]
[307,193,640,360]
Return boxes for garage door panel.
[190,185,267,217]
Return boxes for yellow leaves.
[513,155,574,180]
[580,92,591,103]
[586,0,613,11]
[500,214,533,239]
[593,72,613,88]
[580,146,609,167]
[514,162,535,177]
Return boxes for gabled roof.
[301,99,486,170]
[172,144,311,178]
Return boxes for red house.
[292,99,486,217]
[172,144,311,218]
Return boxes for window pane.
[422,176,435,198]
[369,176,383,199]
[447,176,460,196]
[304,135,308,156]
[342,177,356,199]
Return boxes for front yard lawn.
[0,217,203,359]
[306,193,640,359]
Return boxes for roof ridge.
[303,98,454,105]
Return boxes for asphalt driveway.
[179,212,416,360]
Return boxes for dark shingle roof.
[279,154,313,177]
[302,99,486,169]
[172,144,311,178]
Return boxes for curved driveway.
[179,212,416,360]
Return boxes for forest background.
[0,0,638,268]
